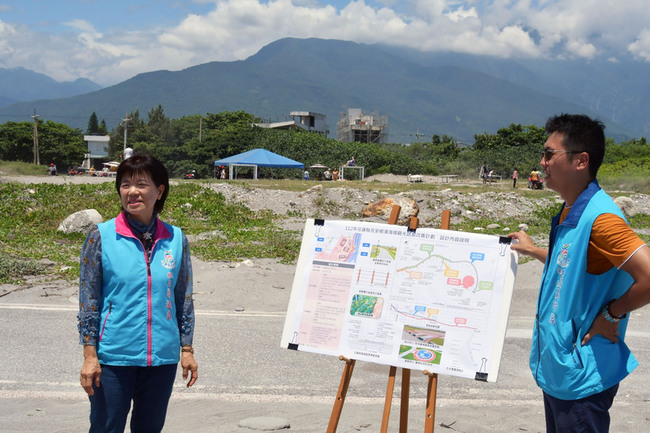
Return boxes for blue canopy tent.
[214,148,304,179]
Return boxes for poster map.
[280,219,518,382]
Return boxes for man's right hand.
[508,230,548,263]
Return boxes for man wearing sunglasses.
[509,114,650,432]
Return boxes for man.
[509,114,650,432]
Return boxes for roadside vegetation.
[1,111,649,283]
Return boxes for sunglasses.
[540,148,581,161]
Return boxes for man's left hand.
[582,313,620,345]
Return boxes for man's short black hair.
[116,154,169,213]
[545,114,605,178]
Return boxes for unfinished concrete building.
[336,108,388,143]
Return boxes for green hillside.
[0,38,630,143]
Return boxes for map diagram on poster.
[280,219,518,382]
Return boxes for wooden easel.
[326,207,451,433]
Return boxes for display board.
[280,219,518,382]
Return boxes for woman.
[78,154,197,433]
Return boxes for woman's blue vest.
[531,180,638,400]
[96,212,184,367]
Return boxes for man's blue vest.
[531,180,638,400]
[96,212,184,366]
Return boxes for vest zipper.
[145,240,153,367]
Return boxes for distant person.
[345,156,356,166]
[480,161,488,184]
[529,169,543,189]
[509,114,650,432]
[78,154,197,432]
[123,147,134,160]
[512,168,518,188]
[304,170,310,180]
[48,163,57,176]
[332,169,339,181]
[324,169,332,180]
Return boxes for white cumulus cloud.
[629,29,650,61]
[0,0,649,85]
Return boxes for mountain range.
[0,37,647,143]
[0,67,101,109]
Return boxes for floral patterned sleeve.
[175,233,195,346]
[77,226,103,346]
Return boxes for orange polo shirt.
[559,208,647,274]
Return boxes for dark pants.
[89,363,177,433]
[543,384,618,433]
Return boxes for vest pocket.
[98,301,112,343]
[570,319,584,369]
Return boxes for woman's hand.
[181,350,198,388]
[80,345,102,396]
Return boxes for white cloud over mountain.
[0,0,648,85]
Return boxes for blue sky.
[1,0,649,86]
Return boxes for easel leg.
[424,370,438,432]
[380,366,397,432]
[400,368,410,433]
[327,356,356,433]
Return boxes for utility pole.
[412,129,425,144]
[122,115,130,155]
[32,109,40,165]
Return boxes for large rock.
[362,197,419,225]
[614,196,638,218]
[57,209,103,234]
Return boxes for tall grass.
[1,159,648,284]
[0,160,51,176]
[0,181,298,284]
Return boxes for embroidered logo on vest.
[161,249,176,269]
[166,272,173,320]
[549,243,571,326]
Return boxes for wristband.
[602,300,627,323]
[181,346,194,354]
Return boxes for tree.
[472,124,547,176]
[109,110,158,159]
[147,104,171,142]
[0,121,34,162]
[0,120,85,168]
[38,121,86,167]
[87,112,99,134]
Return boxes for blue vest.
[531,180,638,399]
[96,213,184,367]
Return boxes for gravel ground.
[3,171,649,239]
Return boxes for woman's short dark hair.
[116,154,169,213]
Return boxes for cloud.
[1,0,649,85]
[64,19,96,33]
[629,29,650,61]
